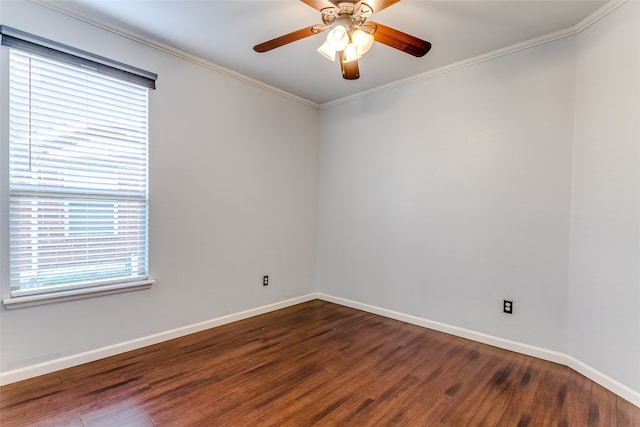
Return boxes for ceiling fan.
[253,0,431,80]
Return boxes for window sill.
[2,280,154,309]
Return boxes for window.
[2,27,157,307]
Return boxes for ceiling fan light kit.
[318,23,375,64]
[326,25,349,51]
[317,40,337,61]
[253,0,431,80]
[352,29,375,55]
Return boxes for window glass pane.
[8,49,149,297]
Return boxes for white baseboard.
[0,293,317,386]
[2,291,638,408]
[316,293,640,408]
[566,355,640,408]
[316,294,567,364]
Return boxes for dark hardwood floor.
[1,300,638,426]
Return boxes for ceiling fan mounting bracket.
[336,2,356,15]
[321,1,373,28]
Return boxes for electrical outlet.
[503,300,513,314]
[263,275,269,286]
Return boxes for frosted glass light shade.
[327,25,349,51]
[352,29,374,55]
[317,41,336,61]
[343,43,360,63]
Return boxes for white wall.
[317,1,640,399]
[0,1,318,372]
[1,0,638,403]
[317,37,576,353]
[568,1,640,393]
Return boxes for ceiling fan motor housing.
[321,2,374,29]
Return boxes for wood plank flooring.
[1,300,638,426]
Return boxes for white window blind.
[8,48,150,298]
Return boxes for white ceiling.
[44,0,609,105]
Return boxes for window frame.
[0,28,156,309]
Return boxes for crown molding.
[30,0,626,111]
[573,0,627,34]
[29,0,321,109]
[319,0,628,109]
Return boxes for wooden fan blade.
[299,0,336,11]
[338,51,360,80]
[369,22,431,57]
[253,26,318,53]
[364,0,401,14]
